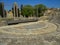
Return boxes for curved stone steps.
[0,21,57,36]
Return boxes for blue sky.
[0,0,60,10]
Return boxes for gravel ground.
[0,21,58,45]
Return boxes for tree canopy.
[34,4,47,17]
[21,4,47,17]
[22,5,34,17]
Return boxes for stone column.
[2,3,5,18]
[0,2,5,18]
[13,5,15,18]
[21,4,23,16]
[18,8,20,17]
[16,6,18,17]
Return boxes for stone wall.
[0,21,7,26]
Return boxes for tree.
[22,5,34,17]
[34,4,47,17]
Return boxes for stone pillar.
[13,5,15,18]
[21,4,23,16]
[18,8,20,17]
[13,2,18,18]
[14,6,15,18]
[16,6,18,17]
[12,8,14,18]
[4,10,7,17]
[0,2,5,18]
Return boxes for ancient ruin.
[0,1,60,45]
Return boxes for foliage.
[22,5,34,17]
[34,4,47,17]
